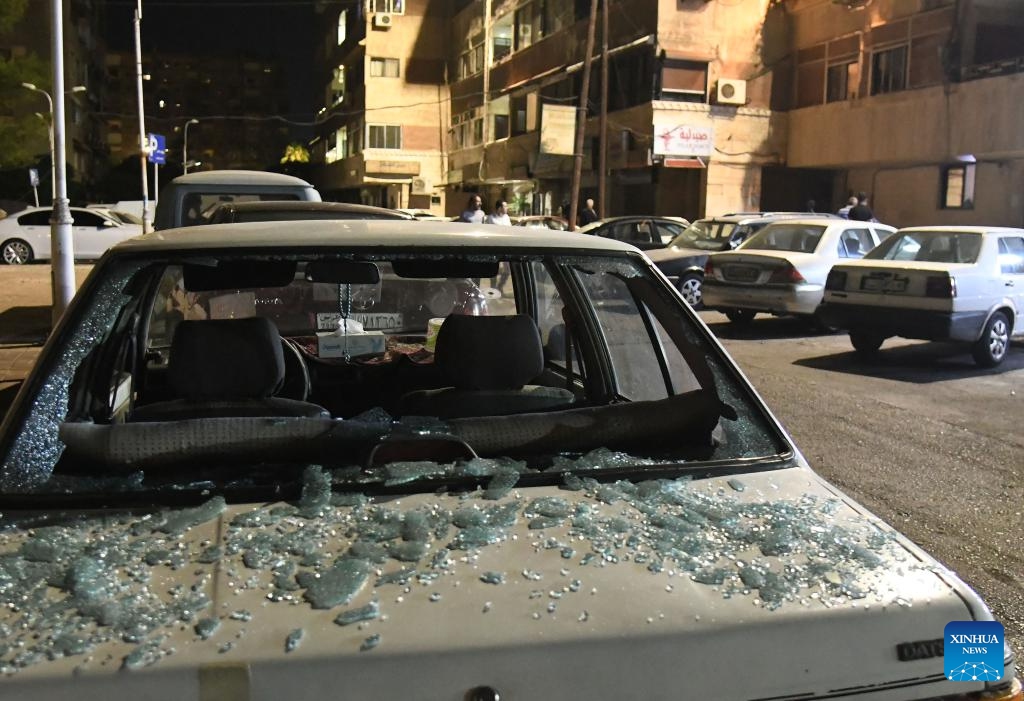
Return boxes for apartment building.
[103,52,290,173]
[311,0,449,212]
[785,0,1024,228]
[444,0,789,219]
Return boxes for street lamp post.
[22,84,86,204]
[183,119,199,174]
[21,77,86,325]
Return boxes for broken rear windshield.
[0,248,788,500]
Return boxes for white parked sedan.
[702,218,896,327]
[819,226,1024,366]
[0,206,143,264]
[0,221,1017,699]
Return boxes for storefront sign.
[364,160,420,175]
[540,104,576,155]
[652,121,714,157]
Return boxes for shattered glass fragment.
[360,633,381,652]
[334,601,380,626]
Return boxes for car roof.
[895,225,1024,235]
[166,170,315,187]
[213,201,411,218]
[699,212,838,224]
[114,219,642,253]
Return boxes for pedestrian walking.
[484,199,512,226]
[848,192,874,222]
[579,198,599,226]
[459,195,485,223]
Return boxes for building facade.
[784,0,1024,228]
[103,51,291,174]
[311,0,449,212]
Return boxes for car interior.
[50,252,730,474]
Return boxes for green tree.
[0,0,52,170]
[280,143,310,164]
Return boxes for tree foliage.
[0,53,52,169]
[281,143,310,164]
[0,0,29,33]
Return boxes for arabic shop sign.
[652,120,714,157]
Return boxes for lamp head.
[21,82,38,91]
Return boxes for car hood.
[0,466,999,700]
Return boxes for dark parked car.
[648,213,839,308]
[207,200,414,223]
[578,216,689,251]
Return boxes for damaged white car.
[0,220,1018,700]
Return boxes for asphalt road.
[0,264,1021,666]
[700,311,1024,667]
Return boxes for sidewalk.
[0,265,91,419]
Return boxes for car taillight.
[825,270,847,291]
[768,264,806,284]
[925,275,956,298]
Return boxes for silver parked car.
[0,220,1016,699]
[702,217,896,327]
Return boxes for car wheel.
[677,273,703,309]
[1,239,33,265]
[725,309,756,325]
[849,329,885,356]
[971,311,1010,368]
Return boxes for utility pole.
[134,0,152,233]
[568,0,598,231]
[48,0,75,325]
[598,0,609,219]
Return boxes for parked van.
[154,170,321,230]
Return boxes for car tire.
[677,273,703,309]
[971,311,1010,368]
[725,309,756,325]
[1,239,33,265]
[849,329,885,356]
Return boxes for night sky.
[104,0,320,130]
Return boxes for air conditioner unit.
[411,177,431,195]
[373,12,393,28]
[715,79,747,106]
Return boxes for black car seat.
[131,317,329,421]
[398,314,575,419]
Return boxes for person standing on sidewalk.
[484,199,512,226]
[848,192,875,222]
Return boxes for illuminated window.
[337,10,347,45]
[367,0,404,14]
[325,128,347,163]
[367,124,402,149]
[331,65,345,105]
[941,163,976,209]
[870,45,908,95]
[369,58,400,78]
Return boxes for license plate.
[861,274,908,292]
[726,265,759,282]
[317,312,405,331]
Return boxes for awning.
[363,175,412,184]
[566,34,654,73]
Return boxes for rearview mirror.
[305,260,381,284]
